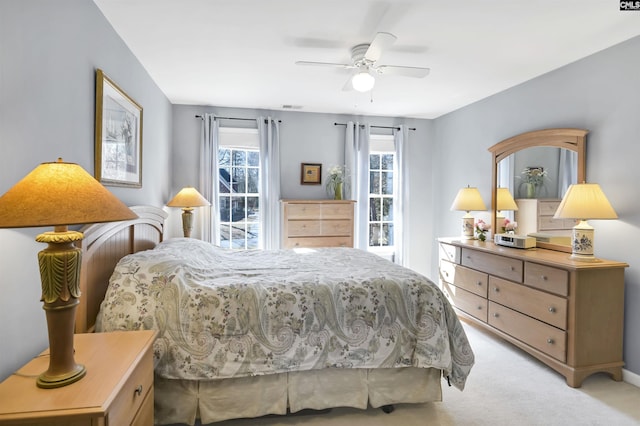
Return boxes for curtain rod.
[195,115,281,123]
[333,122,416,131]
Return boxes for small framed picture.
[301,163,322,185]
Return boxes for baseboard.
[623,368,640,388]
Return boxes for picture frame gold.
[301,163,322,185]
[94,69,143,188]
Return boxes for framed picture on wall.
[94,69,143,188]
[301,163,322,185]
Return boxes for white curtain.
[393,125,408,266]
[257,116,281,250]
[199,113,220,244]
[344,122,370,250]
[558,149,577,198]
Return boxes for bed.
[76,206,474,425]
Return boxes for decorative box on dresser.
[438,238,627,388]
[281,199,355,248]
[0,330,156,425]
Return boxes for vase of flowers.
[326,165,347,200]
[502,218,517,234]
[475,219,491,241]
[520,167,547,198]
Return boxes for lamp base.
[570,220,598,262]
[181,208,194,238]
[461,216,474,240]
[35,229,86,389]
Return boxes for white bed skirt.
[155,367,443,425]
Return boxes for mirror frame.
[488,128,588,249]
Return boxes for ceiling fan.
[295,32,430,92]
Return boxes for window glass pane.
[382,224,394,246]
[381,154,394,170]
[218,149,231,167]
[247,168,259,193]
[369,198,381,221]
[248,151,259,167]
[231,196,246,222]
[232,167,246,193]
[232,150,246,166]
[219,196,230,222]
[369,171,380,194]
[369,223,381,246]
[370,154,380,169]
[219,224,231,248]
[383,198,394,221]
[382,171,393,195]
[230,223,247,249]
[219,168,231,193]
[247,223,260,249]
[247,196,259,222]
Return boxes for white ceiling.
[93,0,640,119]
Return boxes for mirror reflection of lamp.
[496,187,519,233]
[167,187,211,238]
[553,183,617,262]
[450,186,487,240]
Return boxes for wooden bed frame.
[75,205,167,333]
[74,205,444,425]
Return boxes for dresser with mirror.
[439,128,628,387]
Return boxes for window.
[218,128,260,249]
[368,135,395,254]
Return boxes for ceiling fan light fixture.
[352,70,375,92]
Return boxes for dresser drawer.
[461,248,523,282]
[489,276,567,329]
[439,242,460,264]
[321,203,353,219]
[108,344,154,426]
[489,302,566,362]
[284,236,352,248]
[321,220,352,236]
[441,281,488,322]
[524,262,569,296]
[440,260,488,297]
[538,200,560,215]
[539,216,574,230]
[287,220,321,237]
[286,204,321,219]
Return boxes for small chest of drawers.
[281,200,355,248]
[438,238,627,388]
[0,330,156,425]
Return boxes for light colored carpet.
[185,322,640,426]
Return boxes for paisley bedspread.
[96,238,474,390]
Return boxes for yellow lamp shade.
[554,183,617,220]
[450,186,487,212]
[167,187,210,208]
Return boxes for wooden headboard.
[75,205,168,333]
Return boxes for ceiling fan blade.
[364,32,397,62]
[376,65,430,78]
[295,61,353,69]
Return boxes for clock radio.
[494,233,536,249]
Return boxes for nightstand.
[0,330,156,425]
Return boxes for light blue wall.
[432,35,640,375]
[0,0,173,380]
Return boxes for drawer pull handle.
[510,266,515,271]
[493,313,499,318]
[476,281,482,286]
[541,275,548,281]
[493,287,500,292]
[548,306,556,313]
[547,338,555,345]
[134,385,143,397]
[477,306,483,310]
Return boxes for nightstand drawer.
[284,236,352,248]
[321,203,353,219]
[286,204,321,219]
[287,220,321,236]
[108,341,154,426]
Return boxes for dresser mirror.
[488,128,587,251]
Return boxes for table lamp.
[496,187,519,232]
[0,158,137,388]
[167,187,210,238]
[450,186,487,239]
[553,183,617,262]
